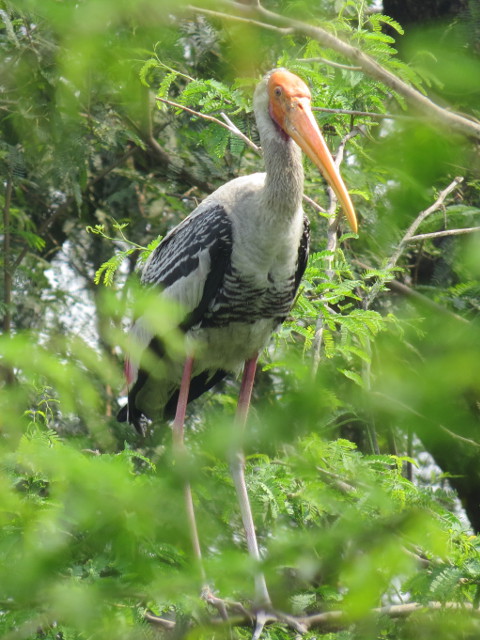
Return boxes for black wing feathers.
[294,215,310,292]
[142,204,233,292]
[180,242,231,332]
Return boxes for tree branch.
[372,391,480,449]
[302,193,327,214]
[2,176,13,336]
[145,600,480,634]
[156,96,260,153]
[186,3,293,34]
[353,259,469,325]
[364,176,464,309]
[190,1,480,141]
[313,106,412,121]
[1,176,15,384]
[384,175,464,267]
[408,225,480,242]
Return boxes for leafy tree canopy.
[1,0,480,638]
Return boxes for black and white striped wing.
[118,203,233,428]
[142,203,233,328]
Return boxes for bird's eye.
[274,86,282,97]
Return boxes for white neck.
[253,77,304,220]
[262,133,304,215]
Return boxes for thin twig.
[2,176,13,336]
[364,176,464,309]
[316,466,357,493]
[325,127,360,271]
[302,193,327,214]
[301,601,480,629]
[144,611,176,630]
[409,226,480,242]
[439,424,480,448]
[387,279,468,323]
[372,391,480,448]
[186,3,293,34]
[202,586,251,621]
[220,111,261,153]
[313,106,412,120]
[385,176,464,268]
[1,176,15,384]
[356,262,469,325]
[156,96,261,153]
[298,56,361,71]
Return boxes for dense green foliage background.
[1,0,480,638]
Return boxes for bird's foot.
[202,587,269,640]
[274,610,308,635]
[250,607,308,639]
[201,587,308,638]
[201,585,251,621]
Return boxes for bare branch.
[144,611,176,630]
[302,601,480,629]
[409,225,480,242]
[145,600,480,634]
[302,193,327,214]
[387,176,464,268]
[313,105,412,121]
[156,96,261,154]
[371,391,480,448]
[439,424,480,448]
[364,176,464,309]
[1,176,15,384]
[220,111,261,153]
[353,259,469,324]
[316,466,357,493]
[2,176,13,336]
[186,4,292,34]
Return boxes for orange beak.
[269,71,358,233]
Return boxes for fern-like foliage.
[86,221,160,285]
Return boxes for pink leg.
[172,355,206,583]
[231,354,271,609]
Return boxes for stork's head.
[259,68,357,233]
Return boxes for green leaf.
[139,58,159,87]
[157,70,178,99]
[339,368,364,387]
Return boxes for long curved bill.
[284,99,358,233]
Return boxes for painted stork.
[118,68,357,617]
